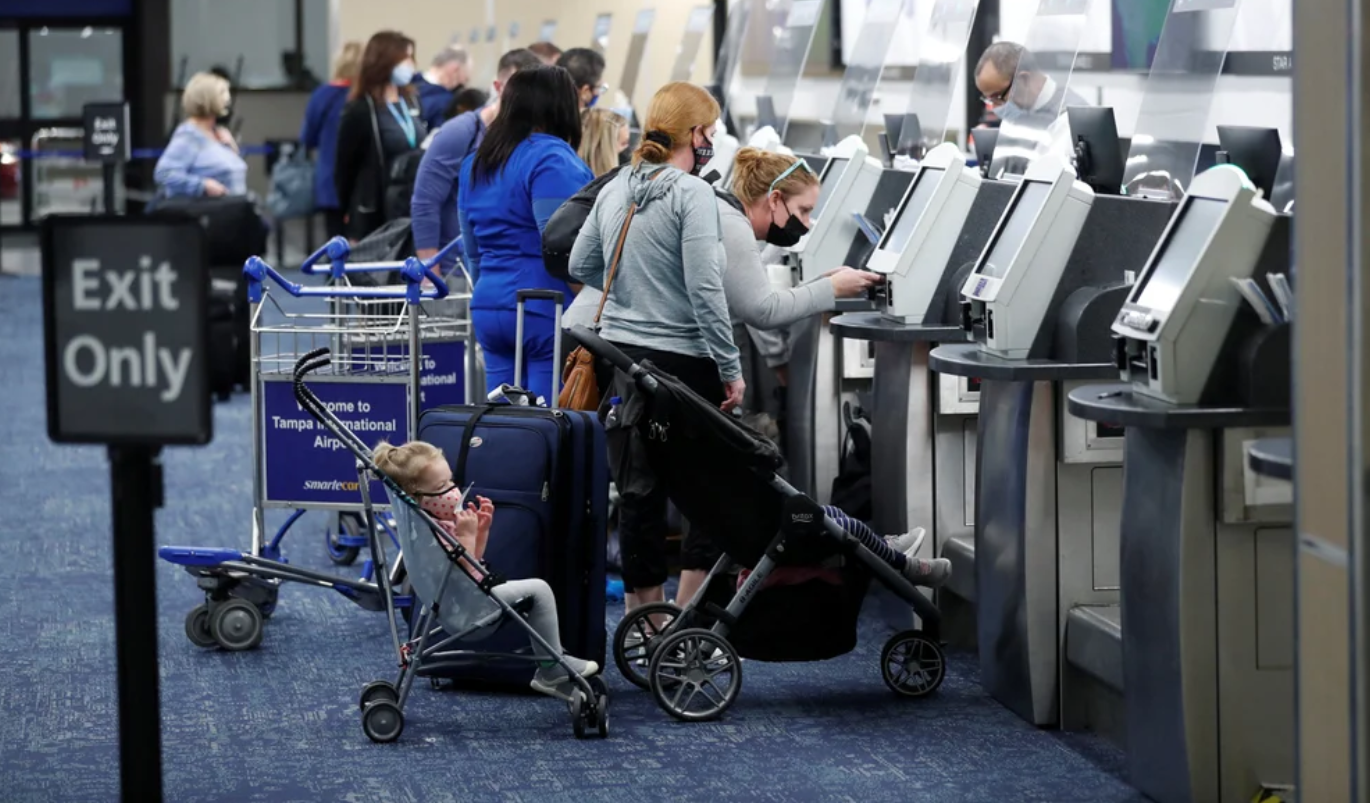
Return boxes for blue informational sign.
[347,340,465,409]
[262,380,407,506]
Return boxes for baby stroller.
[571,327,946,722]
[292,347,610,742]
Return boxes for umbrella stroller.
[292,347,610,742]
[570,327,946,722]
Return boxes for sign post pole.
[108,443,165,803]
[42,214,212,803]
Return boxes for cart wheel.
[184,605,217,649]
[209,599,264,652]
[612,602,681,690]
[880,630,946,698]
[361,700,404,743]
[648,628,742,722]
[359,680,398,711]
[569,689,587,739]
[326,514,363,566]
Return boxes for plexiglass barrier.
[830,0,913,143]
[592,13,613,54]
[986,0,1093,180]
[1122,0,1242,199]
[763,0,827,142]
[671,5,717,82]
[618,7,658,110]
[898,0,981,154]
[714,0,753,128]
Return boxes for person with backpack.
[458,66,593,404]
[334,31,428,243]
[411,49,541,271]
[299,41,362,239]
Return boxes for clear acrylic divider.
[897,0,982,153]
[592,13,613,54]
[763,0,827,142]
[986,0,1093,180]
[618,6,658,110]
[724,0,783,137]
[1122,0,1242,199]
[671,5,718,82]
[830,0,914,144]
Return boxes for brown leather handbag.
[558,200,639,411]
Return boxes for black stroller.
[292,348,610,742]
[571,327,946,722]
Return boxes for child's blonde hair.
[372,440,444,494]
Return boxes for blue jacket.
[412,75,455,132]
[298,82,350,210]
[154,122,248,198]
[458,134,593,318]
[410,109,486,270]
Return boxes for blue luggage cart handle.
[299,235,463,280]
[242,254,450,304]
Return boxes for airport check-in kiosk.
[929,153,1177,727]
[1068,165,1293,803]
[825,144,984,619]
[784,144,886,503]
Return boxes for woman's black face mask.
[765,201,809,247]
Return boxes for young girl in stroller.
[373,440,600,697]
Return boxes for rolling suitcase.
[412,290,609,686]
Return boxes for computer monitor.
[1068,107,1125,195]
[1112,164,1279,404]
[1270,152,1295,213]
[755,95,779,133]
[866,143,984,323]
[960,155,1096,357]
[790,143,885,283]
[1216,126,1283,200]
[895,114,923,158]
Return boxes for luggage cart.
[160,247,466,650]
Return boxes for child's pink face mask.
[418,486,463,520]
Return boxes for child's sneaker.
[885,527,926,556]
[900,547,952,588]
[529,656,600,698]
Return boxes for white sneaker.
[900,548,951,588]
[886,527,926,556]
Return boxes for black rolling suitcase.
[409,290,609,686]
[208,266,250,400]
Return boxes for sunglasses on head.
[768,158,817,193]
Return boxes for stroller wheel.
[613,602,682,690]
[648,628,742,722]
[184,605,217,649]
[361,700,404,743]
[595,692,610,739]
[569,689,588,739]
[209,599,264,651]
[880,630,946,698]
[326,514,363,566]
[359,680,398,711]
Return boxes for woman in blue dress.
[458,66,592,403]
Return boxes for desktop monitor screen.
[882,168,944,254]
[814,158,849,218]
[979,181,1053,279]
[1134,197,1227,311]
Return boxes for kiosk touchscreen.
[960,155,1095,358]
[1112,165,1278,405]
[790,142,885,283]
[867,143,983,324]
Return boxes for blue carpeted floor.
[0,271,1144,802]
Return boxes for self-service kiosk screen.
[980,181,1053,279]
[1134,197,1227,312]
[882,167,944,254]
[814,158,848,218]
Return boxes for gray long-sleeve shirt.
[569,163,741,381]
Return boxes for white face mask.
[391,63,416,87]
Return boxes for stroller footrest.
[159,546,244,566]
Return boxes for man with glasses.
[556,48,609,110]
[974,42,1090,128]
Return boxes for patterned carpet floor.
[0,272,1143,802]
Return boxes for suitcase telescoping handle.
[514,289,565,407]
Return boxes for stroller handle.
[568,326,659,393]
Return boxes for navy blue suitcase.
[409,293,608,686]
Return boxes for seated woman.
[154,71,247,200]
[372,440,600,696]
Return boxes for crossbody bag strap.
[365,95,387,204]
[592,170,663,326]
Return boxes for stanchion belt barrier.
[11,144,276,160]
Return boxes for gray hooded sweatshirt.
[569,162,742,381]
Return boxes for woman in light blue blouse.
[154,71,247,199]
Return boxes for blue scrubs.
[458,134,593,402]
